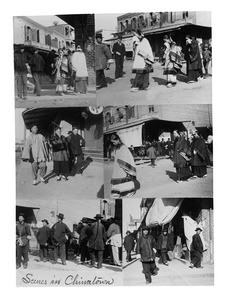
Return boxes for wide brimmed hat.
[80,217,89,223]
[41,219,49,225]
[118,34,123,40]
[195,227,202,232]
[57,213,64,219]
[94,214,103,219]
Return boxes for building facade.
[106,11,211,58]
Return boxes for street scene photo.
[122,198,214,286]
[16,199,123,286]
[14,15,96,107]
[104,105,213,198]
[16,107,104,200]
[95,12,211,105]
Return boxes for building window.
[65,26,69,36]
[25,26,31,42]
[131,18,137,30]
[126,106,135,119]
[149,105,154,113]
[183,11,189,19]
[36,30,40,43]
[120,22,124,32]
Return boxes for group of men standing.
[21,124,85,185]
[16,213,122,270]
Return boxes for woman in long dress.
[110,133,137,198]
[163,35,183,88]
[54,48,69,95]
[173,130,191,182]
[70,45,88,94]
[50,127,69,181]
[131,29,154,92]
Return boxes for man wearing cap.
[16,213,31,269]
[136,226,158,284]
[79,218,91,264]
[88,214,106,269]
[190,227,204,268]
[156,228,174,266]
[112,35,126,79]
[37,219,51,262]
[51,213,71,265]
[95,33,113,89]
[14,44,31,100]
[124,230,135,262]
[22,124,49,185]
[67,127,85,174]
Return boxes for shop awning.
[117,123,144,147]
[145,198,183,227]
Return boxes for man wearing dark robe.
[190,227,204,268]
[51,213,71,265]
[190,130,207,178]
[112,35,126,79]
[136,226,158,284]
[88,214,106,269]
[156,228,174,266]
[79,218,91,264]
[37,219,51,262]
[124,230,135,262]
[29,48,45,96]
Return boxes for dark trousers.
[203,61,210,75]
[74,154,84,174]
[159,249,168,264]
[80,241,90,262]
[142,260,157,283]
[89,248,103,268]
[53,243,66,264]
[192,166,207,177]
[191,251,202,267]
[133,72,149,89]
[151,158,156,166]
[16,72,27,98]
[176,166,191,181]
[32,72,42,95]
[53,160,69,176]
[96,69,107,87]
[115,56,124,78]
[126,250,132,262]
[187,69,199,82]
[39,244,48,260]
[16,243,29,266]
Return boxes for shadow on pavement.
[152,76,166,86]
[165,170,178,182]
[106,77,116,85]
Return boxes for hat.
[142,226,150,231]
[195,227,202,232]
[94,214,103,219]
[57,213,64,219]
[162,228,168,232]
[18,212,25,218]
[96,33,103,39]
[126,230,131,234]
[80,217,88,223]
[41,219,49,225]
[118,34,123,40]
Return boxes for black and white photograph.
[14,14,96,107]
[16,198,123,286]
[122,197,214,286]
[95,12,212,105]
[103,105,213,198]
[15,107,104,200]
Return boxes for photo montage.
[97,11,213,286]
[15,11,213,287]
[15,14,122,287]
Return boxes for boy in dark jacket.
[37,219,51,262]
[136,226,158,284]
[124,230,135,262]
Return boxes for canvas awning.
[117,124,144,147]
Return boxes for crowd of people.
[124,224,205,285]
[95,29,212,92]
[21,124,86,185]
[14,44,88,99]
[16,212,122,269]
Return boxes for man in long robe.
[190,227,204,268]
[190,130,207,178]
[22,124,48,185]
[112,35,126,79]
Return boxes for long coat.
[124,234,135,252]
[191,137,207,167]
[185,40,202,71]
[51,222,71,245]
[156,233,174,251]
[37,226,51,245]
[50,134,69,161]
[136,235,156,262]
[173,136,191,168]
[95,43,112,71]
[88,221,106,251]
[146,146,157,159]
[30,53,45,73]
[112,42,126,59]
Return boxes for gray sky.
[28,15,66,27]
[95,13,121,31]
